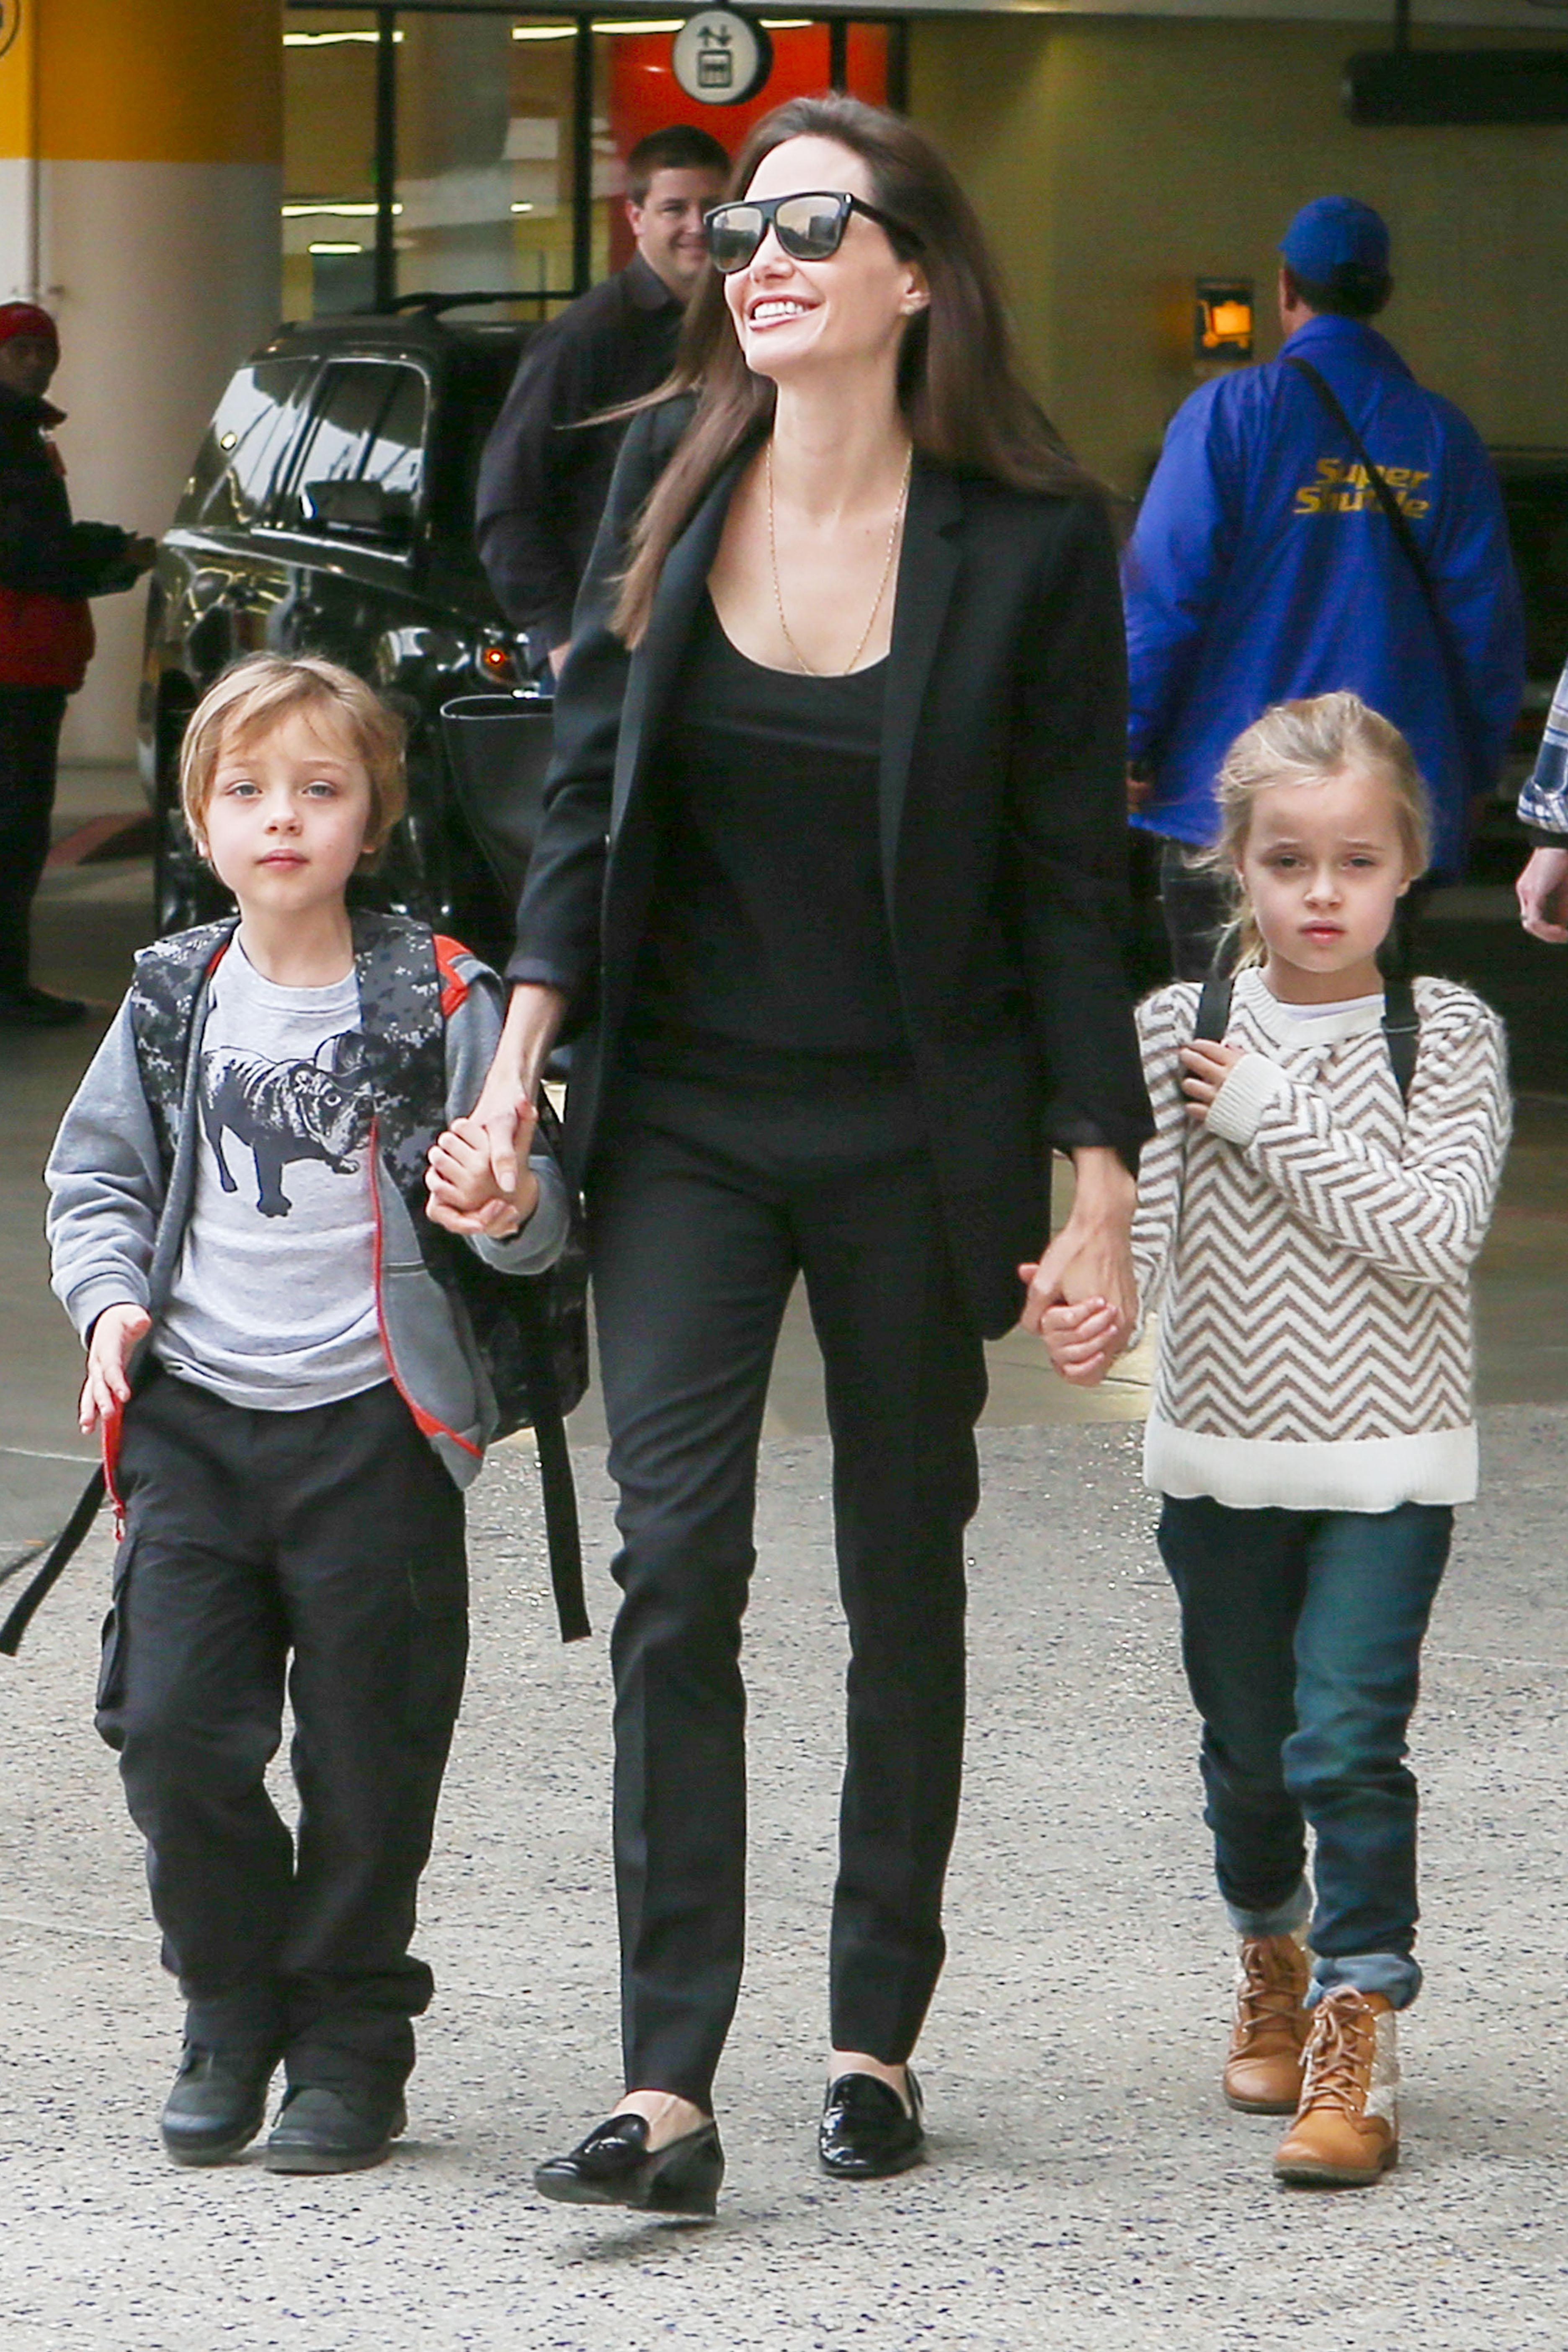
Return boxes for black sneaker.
[0,985,87,1028]
[264,2084,407,2175]
[160,2044,278,2166]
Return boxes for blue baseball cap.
[1280,196,1390,281]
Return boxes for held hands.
[1179,1037,1244,1121]
[1018,1145,1137,1388]
[426,1104,539,1238]
[1037,1295,1124,1387]
[80,1304,152,1434]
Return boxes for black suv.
[139,300,544,955]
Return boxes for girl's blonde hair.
[178,654,407,857]
[1204,691,1431,965]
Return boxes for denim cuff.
[1309,1950,1422,2012]
[1225,1880,1311,1939]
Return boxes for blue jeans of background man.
[1158,1496,1453,2011]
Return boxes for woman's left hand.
[1179,1038,1244,1121]
[1018,1145,1137,1375]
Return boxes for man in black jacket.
[0,302,154,1026]
[475,124,728,676]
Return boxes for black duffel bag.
[440,688,556,910]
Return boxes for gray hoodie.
[45,939,567,1489]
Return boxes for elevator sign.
[0,2,21,63]
[671,10,773,108]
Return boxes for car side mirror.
[301,478,416,548]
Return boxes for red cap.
[0,302,60,353]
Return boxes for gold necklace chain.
[766,439,913,677]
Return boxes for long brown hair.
[614,94,1091,644]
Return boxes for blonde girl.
[1046,691,1509,2187]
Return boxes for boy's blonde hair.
[178,654,407,858]
[1203,691,1432,966]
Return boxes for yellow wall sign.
[1194,278,1253,363]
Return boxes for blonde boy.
[46,655,566,2174]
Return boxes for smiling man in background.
[477,124,730,680]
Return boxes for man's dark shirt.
[475,253,682,653]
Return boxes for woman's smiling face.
[723,134,927,386]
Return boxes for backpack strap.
[1380,969,1419,1106]
[1193,965,1233,1046]
[0,1468,106,1658]
[1191,956,1418,1103]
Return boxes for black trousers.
[0,684,67,991]
[588,1070,989,2107]
[96,1370,468,2096]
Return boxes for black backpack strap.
[0,1467,106,1658]
[1381,970,1419,1106]
[1193,965,1233,1044]
[531,1387,588,1643]
[1193,952,1418,1105]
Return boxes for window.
[283,6,906,315]
[285,361,430,539]
[179,360,316,529]
[283,6,380,318]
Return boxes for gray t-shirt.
[154,943,386,1411]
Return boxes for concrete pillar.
[0,0,282,762]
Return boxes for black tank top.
[628,593,908,1078]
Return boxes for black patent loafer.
[159,2043,278,2167]
[818,2069,926,2179]
[264,2084,407,2174]
[534,2112,724,2216]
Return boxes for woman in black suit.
[429,95,1152,2213]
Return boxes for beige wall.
[910,16,1568,498]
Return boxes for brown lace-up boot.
[1273,1987,1398,2186]
[1223,1933,1311,2114]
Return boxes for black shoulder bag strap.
[1284,354,1484,795]
[1192,960,1418,1105]
[0,1467,108,1658]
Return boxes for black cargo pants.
[96,1369,468,2098]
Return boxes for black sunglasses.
[703,190,921,276]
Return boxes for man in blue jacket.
[1125,197,1524,974]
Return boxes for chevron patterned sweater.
[1131,967,1511,1511]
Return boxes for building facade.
[4,0,1567,757]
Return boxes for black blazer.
[509,399,1153,1338]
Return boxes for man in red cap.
[0,301,155,1026]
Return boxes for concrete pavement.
[3,799,1567,2350]
[5,1413,1568,2351]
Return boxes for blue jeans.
[1158,1496,1453,2011]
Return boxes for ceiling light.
[284,28,403,45]
[282,202,401,219]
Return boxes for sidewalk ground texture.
[4,1410,1566,2352]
